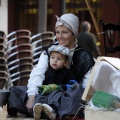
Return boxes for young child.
[38,45,76,95]
[34,45,78,120]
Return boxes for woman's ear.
[73,35,77,43]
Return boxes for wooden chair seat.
[0,30,5,37]
[32,46,42,54]
[10,70,31,81]
[12,75,30,86]
[6,45,18,55]
[6,38,17,55]
[7,36,30,48]
[7,38,17,51]
[10,72,20,79]
[0,50,6,57]
[8,63,33,76]
[0,57,7,64]
[7,50,32,62]
[6,31,16,41]
[19,63,33,71]
[0,77,7,89]
[0,64,7,71]
[16,29,31,37]
[20,70,31,76]
[0,71,7,77]
[7,51,18,61]
[17,36,31,45]
[39,32,54,39]
[9,65,19,74]
[18,44,32,51]
[33,51,42,60]
[7,30,31,43]
[7,59,19,68]
[31,31,54,43]
[0,43,5,51]
[10,77,20,83]
[9,70,31,80]
[41,38,54,47]
[19,57,33,64]
[30,33,42,43]
[31,39,42,50]
[32,37,53,48]
[7,43,32,55]
[0,37,5,44]
[18,50,32,58]
[8,57,33,68]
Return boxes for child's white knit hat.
[48,45,71,60]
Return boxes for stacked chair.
[31,31,54,66]
[3,30,54,88]
[6,29,33,87]
[0,30,7,89]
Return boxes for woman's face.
[56,25,75,49]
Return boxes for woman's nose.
[57,33,63,39]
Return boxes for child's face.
[50,51,68,70]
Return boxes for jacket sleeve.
[27,51,49,96]
[82,68,93,88]
[91,34,101,56]
[71,49,95,83]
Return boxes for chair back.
[0,31,7,89]
[31,32,54,66]
[101,21,120,56]
[0,30,6,38]
[6,29,33,87]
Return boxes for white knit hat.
[55,13,79,37]
[48,45,71,60]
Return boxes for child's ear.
[64,61,69,68]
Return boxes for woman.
[7,13,95,120]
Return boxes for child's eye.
[58,58,62,60]
[51,56,54,59]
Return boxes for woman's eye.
[56,31,67,34]
[56,31,59,34]
[63,31,67,34]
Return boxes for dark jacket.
[43,66,77,90]
[46,43,95,83]
[77,31,101,57]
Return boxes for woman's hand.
[26,95,35,111]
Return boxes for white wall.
[0,0,8,35]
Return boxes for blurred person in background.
[77,21,101,58]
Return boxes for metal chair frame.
[101,21,120,56]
